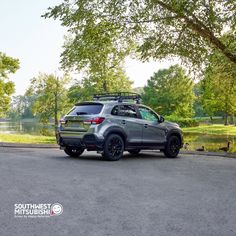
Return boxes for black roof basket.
[93,92,142,104]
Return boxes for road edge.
[0,142,235,158]
[0,142,58,149]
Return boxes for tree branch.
[153,0,236,64]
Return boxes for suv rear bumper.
[57,132,104,151]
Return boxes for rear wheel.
[128,149,141,155]
[64,147,84,157]
[103,134,124,161]
[163,136,180,158]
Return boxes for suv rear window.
[68,104,103,115]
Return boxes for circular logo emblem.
[50,203,63,216]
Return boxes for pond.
[0,121,235,153]
[0,121,55,136]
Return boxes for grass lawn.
[183,124,236,136]
[0,133,56,144]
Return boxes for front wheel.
[64,147,84,157]
[163,136,180,158]
[103,134,124,161]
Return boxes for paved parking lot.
[0,147,236,236]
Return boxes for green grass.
[0,133,56,144]
[183,124,236,136]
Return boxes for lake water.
[0,121,235,153]
[0,121,55,136]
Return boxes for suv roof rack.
[93,92,142,104]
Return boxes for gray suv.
[57,92,183,161]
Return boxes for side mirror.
[159,116,165,123]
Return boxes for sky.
[0,0,174,95]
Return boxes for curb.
[179,150,236,158]
[142,150,236,158]
[0,142,58,149]
[0,142,235,158]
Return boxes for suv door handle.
[144,124,148,128]
[121,120,126,124]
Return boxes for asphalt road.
[0,148,236,236]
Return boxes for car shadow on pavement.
[50,151,175,162]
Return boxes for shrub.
[165,115,199,127]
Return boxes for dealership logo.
[50,203,63,216]
[14,203,63,218]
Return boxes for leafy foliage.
[28,73,70,125]
[0,52,20,117]
[200,37,236,124]
[165,115,199,127]
[44,0,236,68]
[192,82,206,117]
[67,68,133,103]
[44,3,133,93]
[142,65,195,117]
[7,94,35,120]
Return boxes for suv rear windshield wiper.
[76,112,88,115]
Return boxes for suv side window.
[111,105,138,118]
[111,105,119,115]
[138,107,158,122]
[119,105,137,118]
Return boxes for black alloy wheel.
[163,136,180,158]
[103,134,124,161]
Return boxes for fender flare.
[166,129,183,147]
[103,126,127,143]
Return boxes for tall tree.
[200,41,236,125]
[44,0,236,69]
[0,52,20,117]
[192,82,206,117]
[28,73,70,125]
[8,92,36,120]
[143,65,195,117]
[44,8,133,92]
[67,67,133,103]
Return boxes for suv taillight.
[84,117,105,125]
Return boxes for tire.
[103,134,124,161]
[128,149,141,155]
[163,135,181,158]
[64,147,84,157]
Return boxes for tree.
[142,65,195,117]
[67,67,133,103]
[7,92,36,120]
[28,73,70,126]
[44,0,236,69]
[0,52,20,117]
[192,83,206,117]
[200,46,236,125]
[44,7,133,92]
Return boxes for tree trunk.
[210,116,213,124]
[224,113,229,126]
[229,114,234,125]
[103,80,108,92]
[54,77,59,127]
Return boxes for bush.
[165,115,199,127]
